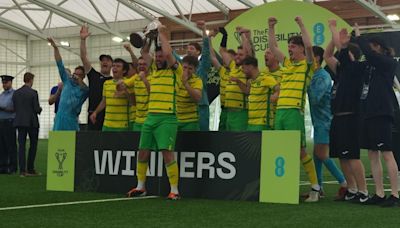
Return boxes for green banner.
[213,1,351,69]
[46,131,76,192]
[259,131,300,204]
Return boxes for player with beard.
[220,26,253,131]
[127,23,182,200]
[237,56,279,131]
[263,48,283,129]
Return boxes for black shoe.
[365,194,386,205]
[381,195,400,207]
[358,192,369,204]
[344,190,358,201]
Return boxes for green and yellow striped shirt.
[225,61,247,109]
[124,74,151,124]
[103,79,132,129]
[176,73,203,123]
[277,58,317,110]
[148,64,183,114]
[248,73,278,127]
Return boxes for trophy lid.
[144,20,161,35]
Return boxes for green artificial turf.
[0,139,398,228]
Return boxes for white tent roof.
[0,0,260,30]
[0,0,397,39]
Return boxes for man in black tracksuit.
[354,29,399,207]
[324,21,368,203]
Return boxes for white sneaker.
[304,190,320,202]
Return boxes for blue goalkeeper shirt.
[307,68,332,130]
[53,60,89,131]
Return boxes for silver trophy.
[130,20,161,48]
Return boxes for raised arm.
[324,40,338,75]
[197,21,211,73]
[140,39,153,68]
[158,24,176,67]
[354,23,395,69]
[268,17,285,64]
[295,16,313,63]
[209,36,221,70]
[324,19,340,74]
[328,19,341,50]
[237,26,253,57]
[219,27,233,67]
[48,37,69,82]
[139,71,150,94]
[80,24,92,74]
[124,43,138,68]
[48,37,62,62]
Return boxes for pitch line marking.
[0,196,158,211]
[299,180,391,186]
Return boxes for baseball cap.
[99,54,113,62]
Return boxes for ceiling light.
[387,14,399,21]
[112,36,123,43]
[126,36,130,41]
[60,41,70,47]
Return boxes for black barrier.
[75,131,261,201]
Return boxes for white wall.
[1,23,313,139]
[30,33,140,138]
[1,30,140,139]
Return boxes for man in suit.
[12,72,42,177]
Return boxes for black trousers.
[87,110,105,131]
[17,127,39,173]
[0,119,17,173]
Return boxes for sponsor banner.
[207,1,350,103]
[212,1,350,72]
[74,131,262,201]
[259,131,300,204]
[47,131,76,191]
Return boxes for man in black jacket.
[12,72,42,177]
[354,25,399,207]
